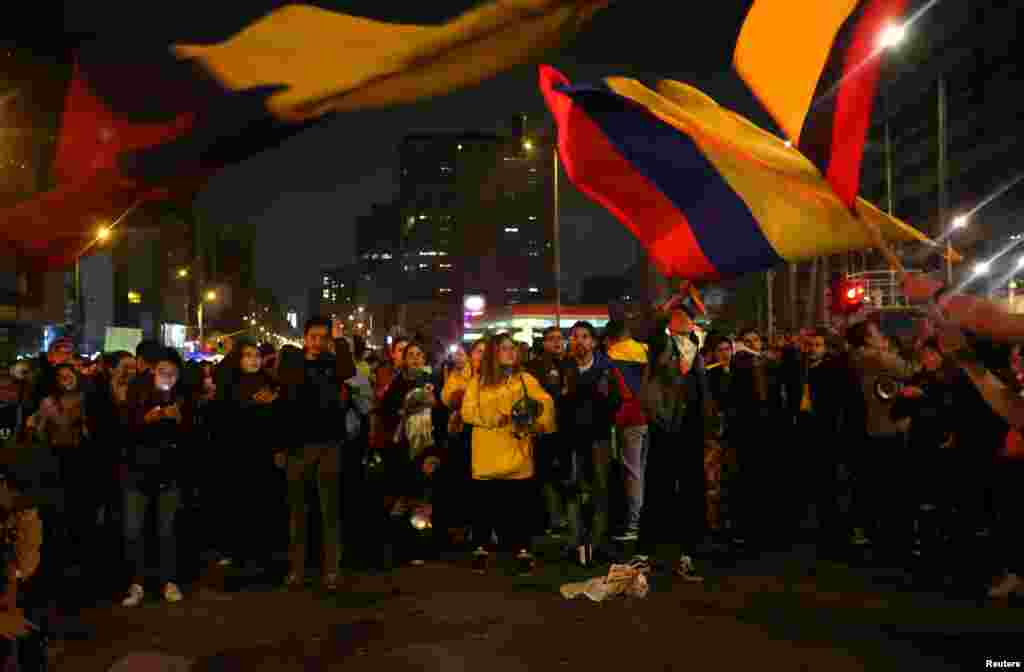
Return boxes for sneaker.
[471,547,490,574]
[674,554,704,583]
[409,559,426,567]
[988,573,1024,599]
[283,572,304,590]
[851,529,871,546]
[612,529,639,542]
[163,582,184,603]
[323,573,341,592]
[216,556,234,568]
[515,551,536,576]
[121,584,145,608]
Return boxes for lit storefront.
[462,303,609,344]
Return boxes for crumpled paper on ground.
[560,562,649,601]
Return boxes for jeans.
[566,439,611,548]
[619,425,648,530]
[287,442,342,576]
[535,433,568,530]
[123,484,182,584]
[637,425,705,558]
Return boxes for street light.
[177,268,189,279]
[198,291,217,347]
[951,214,969,230]
[522,138,534,152]
[96,226,111,241]
[878,22,907,50]
[974,261,990,277]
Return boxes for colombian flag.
[539,66,932,281]
[2,0,609,271]
[734,0,911,207]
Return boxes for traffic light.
[831,277,867,315]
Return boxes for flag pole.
[553,146,561,335]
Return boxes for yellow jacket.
[441,364,474,408]
[462,372,555,480]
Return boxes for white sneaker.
[122,584,145,608]
[163,582,184,603]
[987,573,1023,599]
[674,554,704,583]
[216,557,234,568]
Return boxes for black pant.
[637,425,705,558]
[729,413,776,544]
[796,413,843,541]
[995,459,1024,575]
[851,434,910,551]
[434,428,472,530]
[471,478,537,553]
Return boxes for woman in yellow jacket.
[461,333,554,575]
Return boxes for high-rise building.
[396,121,555,307]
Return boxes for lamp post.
[522,135,561,332]
[198,290,217,347]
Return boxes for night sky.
[64,0,1017,310]
[183,0,773,311]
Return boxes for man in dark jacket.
[635,299,710,581]
[561,321,620,565]
[276,316,355,592]
[526,326,575,535]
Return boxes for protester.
[461,333,554,576]
[121,348,192,607]
[276,317,355,592]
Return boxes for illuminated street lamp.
[522,138,534,152]
[878,22,907,50]
[96,226,111,241]
[973,261,990,277]
[205,290,217,302]
[951,214,969,230]
[177,268,189,279]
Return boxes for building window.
[504,227,519,233]
[322,289,330,299]
[439,288,452,294]
[128,291,142,304]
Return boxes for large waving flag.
[2,0,609,271]
[539,66,933,281]
[734,0,910,207]
[175,0,609,122]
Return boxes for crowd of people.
[0,282,1021,660]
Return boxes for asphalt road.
[52,543,1024,671]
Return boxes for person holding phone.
[120,349,192,607]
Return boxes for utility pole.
[938,76,951,285]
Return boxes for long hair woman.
[440,339,487,546]
[461,333,554,575]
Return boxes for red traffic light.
[831,278,867,315]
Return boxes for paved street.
[55,544,1024,671]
